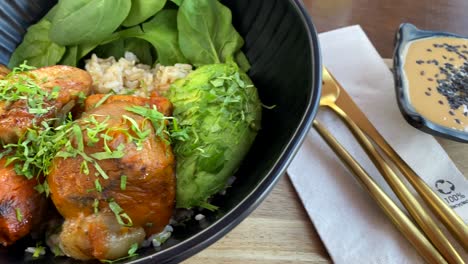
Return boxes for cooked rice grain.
[85,52,192,97]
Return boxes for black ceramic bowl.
[393,23,468,142]
[0,1,321,263]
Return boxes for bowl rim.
[393,23,468,143]
[127,0,322,263]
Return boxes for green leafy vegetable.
[138,9,187,65]
[122,0,167,27]
[49,0,131,45]
[8,19,65,68]
[177,0,244,66]
[58,45,78,66]
[235,51,251,72]
[166,61,261,209]
[170,0,183,6]
[93,38,155,65]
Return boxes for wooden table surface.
[185,1,468,263]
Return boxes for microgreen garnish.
[120,175,127,190]
[93,93,113,109]
[15,208,23,222]
[127,243,138,256]
[1,118,74,183]
[93,199,99,214]
[109,200,133,227]
[34,180,50,197]
[0,63,58,115]
[125,105,188,142]
[94,179,102,192]
[28,242,45,258]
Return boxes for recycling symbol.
[435,180,455,195]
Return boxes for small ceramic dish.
[393,23,468,142]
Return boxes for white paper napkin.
[287,25,468,264]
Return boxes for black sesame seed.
[464,112,468,117]
[428,87,432,91]
[449,110,455,116]
[416,60,424,64]
[425,91,431,96]
[427,48,432,52]
[434,74,439,78]
[427,78,434,81]
[449,58,455,61]
[463,44,467,48]
[420,71,425,76]
[455,119,461,124]
[442,55,448,59]
[438,100,444,105]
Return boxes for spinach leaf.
[49,0,131,46]
[122,0,167,27]
[113,10,186,65]
[58,41,101,67]
[235,51,251,72]
[140,10,187,65]
[124,38,155,65]
[43,4,58,20]
[170,0,183,6]
[93,38,155,65]
[59,46,78,66]
[9,20,66,68]
[177,0,244,66]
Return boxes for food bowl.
[393,23,468,142]
[0,0,321,263]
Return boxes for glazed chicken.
[0,158,47,246]
[0,65,92,143]
[48,94,176,260]
[0,65,92,247]
[0,64,10,79]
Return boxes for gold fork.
[313,119,446,263]
[317,66,465,264]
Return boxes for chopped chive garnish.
[120,175,127,190]
[93,199,99,214]
[128,243,138,256]
[94,179,102,192]
[15,208,23,222]
[94,93,113,109]
[109,200,133,227]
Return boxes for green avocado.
[166,61,262,210]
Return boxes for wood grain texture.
[184,2,467,263]
[302,0,468,58]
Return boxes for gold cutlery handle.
[327,104,465,264]
[375,137,468,251]
[313,120,447,264]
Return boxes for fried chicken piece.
[0,65,92,143]
[0,65,10,79]
[0,158,47,246]
[84,92,173,116]
[48,95,176,260]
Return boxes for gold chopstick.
[371,136,468,251]
[313,119,447,264]
[326,104,465,264]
